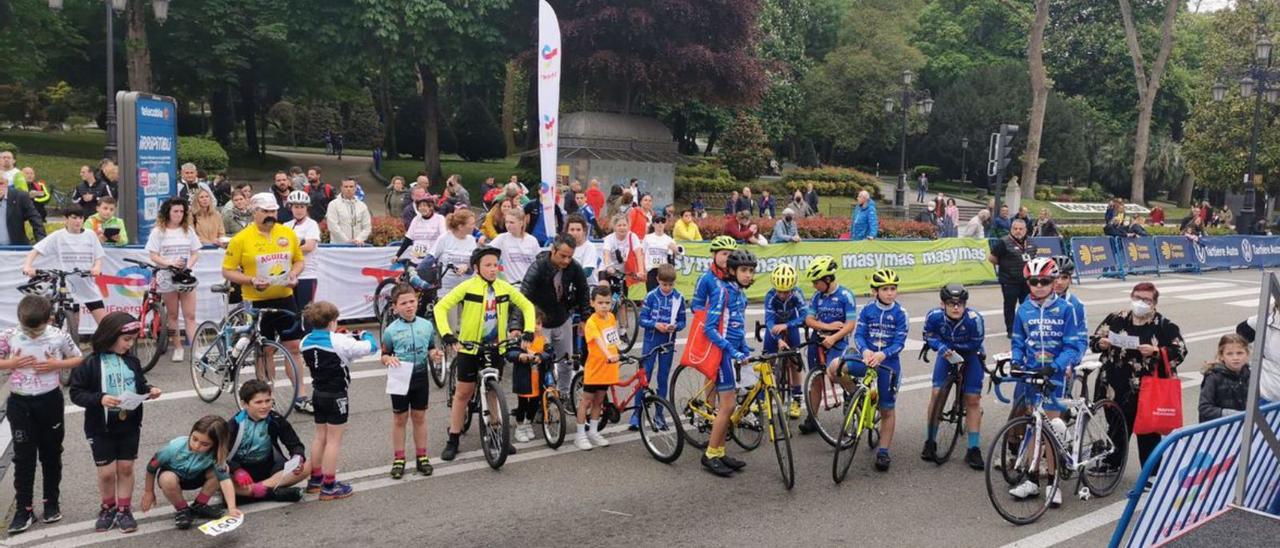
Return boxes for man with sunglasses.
[921,284,987,469]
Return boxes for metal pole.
[961,141,968,183]
[1237,273,1273,505]
[104,2,117,161]
[896,84,909,207]
[1241,76,1263,236]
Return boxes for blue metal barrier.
[1120,237,1160,276]
[1071,236,1123,279]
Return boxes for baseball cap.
[249,192,279,211]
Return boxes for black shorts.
[454,349,503,384]
[312,391,350,425]
[235,451,286,482]
[88,430,141,466]
[252,297,302,342]
[583,384,610,393]
[176,472,210,491]
[391,371,430,413]
[84,300,105,312]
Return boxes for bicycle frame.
[686,358,783,432]
[602,343,675,417]
[994,372,1110,474]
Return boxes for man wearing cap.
[222,192,312,413]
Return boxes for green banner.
[635,238,998,300]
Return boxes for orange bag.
[1134,349,1183,435]
[680,288,727,380]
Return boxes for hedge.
[675,162,884,201]
[690,215,936,240]
[1055,224,1234,240]
[0,141,17,154]
[178,136,229,173]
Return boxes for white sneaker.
[520,424,535,442]
[1008,480,1039,499]
[171,346,185,362]
[574,435,593,451]
[588,429,610,447]
[1047,485,1062,508]
[513,425,531,443]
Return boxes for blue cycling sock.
[926,425,938,443]
[968,432,980,449]
[877,448,889,456]
[791,385,802,397]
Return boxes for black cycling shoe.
[965,447,985,470]
[173,508,194,530]
[441,442,459,461]
[874,450,891,472]
[921,440,937,462]
[701,455,734,477]
[721,454,747,471]
[189,502,224,520]
[41,500,61,524]
[797,417,818,435]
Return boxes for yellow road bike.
[832,356,889,484]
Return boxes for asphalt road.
[1,269,1274,547]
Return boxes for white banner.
[1050,202,1152,215]
[0,247,401,333]
[537,0,562,241]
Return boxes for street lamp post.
[884,70,933,207]
[1212,34,1276,235]
[48,0,170,161]
[961,137,969,183]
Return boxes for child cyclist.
[921,283,987,470]
[21,207,108,323]
[843,269,909,472]
[226,380,309,502]
[300,301,380,500]
[509,310,553,443]
[633,264,686,430]
[577,286,622,450]
[702,249,758,477]
[763,263,809,419]
[380,284,442,478]
[141,415,242,530]
[799,256,858,435]
[691,236,738,312]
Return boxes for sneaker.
[173,508,194,530]
[575,434,594,451]
[305,476,324,494]
[116,508,137,533]
[171,346,185,362]
[41,500,61,524]
[798,417,818,435]
[588,429,610,447]
[293,397,315,415]
[1047,485,1063,508]
[722,454,747,471]
[874,450,891,472]
[441,442,459,461]
[416,457,434,476]
[94,505,118,532]
[1009,480,1040,499]
[267,487,303,502]
[701,455,734,477]
[627,423,640,432]
[788,399,802,419]
[390,458,406,479]
[7,507,34,535]
[319,481,354,501]
[516,424,534,442]
[189,502,223,520]
[965,447,985,470]
[921,440,938,462]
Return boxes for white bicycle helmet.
[171,270,199,293]
[17,275,56,298]
[286,190,311,206]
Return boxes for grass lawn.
[0,129,109,159]
[379,156,533,197]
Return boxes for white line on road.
[1076,278,1197,290]
[997,499,1128,548]
[1176,288,1262,301]
[1227,299,1260,308]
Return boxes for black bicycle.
[456,339,517,470]
[920,345,987,465]
[18,268,92,384]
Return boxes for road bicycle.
[122,258,193,373]
[567,342,684,463]
[753,321,816,419]
[832,356,891,484]
[456,340,516,470]
[374,259,453,389]
[599,267,639,354]
[984,366,1128,525]
[918,345,987,465]
[189,304,303,419]
[18,268,92,385]
[802,334,881,448]
[670,350,797,490]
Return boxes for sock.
[117,498,131,511]
[589,419,600,434]
[415,448,427,458]
[447,432,460,445]
[394,449,405,460]
[576,424,587,436]
[926,425,938,443]
[310,470,323,482]
[704,446,725,459]
[102,496,116,509]
[194,493,211,506]
[323,474,336,487]
[233,468,254,487]
[250,483,269,498]
[968,432,980,449]
[172,500,189,511]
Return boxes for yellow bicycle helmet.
[805,256,838,282]
[709,235,738,252]
[771,264,797,291]
[869,268,901,289]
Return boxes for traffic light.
[997,123,1019,171]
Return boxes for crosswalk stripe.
[1176,288,1261,301]
[1145,282,1235,294]
[1075,278,1198,290]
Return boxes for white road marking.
[1227,299,1261,308]
[1142,282,1234,294]
[997,499,1129,548]
[1175,288,1261,301]
[1076,278,1197,290]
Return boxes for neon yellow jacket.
[433,275,535,355]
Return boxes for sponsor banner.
[537,0,562,241]
[1154,236,1198,271]
[1050,202,1151,215]
[1028,237,1064,258]
[1120,237,1159,273]
[133,96,178,243]
[1070,237,1118,276]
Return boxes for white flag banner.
[537,0,562,241]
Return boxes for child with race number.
[844,269,909,472]
[226,380,309,503]
[601,214,645,284]
[489,208,541,287]
[642,215,679,293]
[299,301,379,500]
[2,296,83,535]
[508,310,554,443]
[763,264,809,419]
[633,264,686,429]
[380,284,443,479]
[800,256,858,435]
[701,250,758,477]
[141,416,242,530]
[921,284,987,470]
[146,198,203,363]
[67,313,163,534]
[21,208,108,323]
[1008,257,1083,508]
[692,236,737,313]
[577,286,623,451]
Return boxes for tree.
[1021,0,1050,199]
[720,113,772,181]
[125,0,154,92]
[453,98,506,161]
[914,0,1028,88]
[1117,0,1181,204]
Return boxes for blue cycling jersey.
[764,288,808,330]
[704,279,750,359]
[922,307,986,356]
[808,285,857,326]
[854,300,909,366]
[1011,294,1083,373]
[691,270,722,313]
[1060,290,1088,355]
[639,287,687,348]
[381,316,436,373]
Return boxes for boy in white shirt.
[489,209,542,287]
[642,215,679,292]
[20,209,107,323]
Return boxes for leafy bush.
[452,98,505,161]
[719,113,771,181]
[913,165,942,179]
[690,215,936,240]
[0,141,17,154]
[1056,224,1233,239]
[178,137,229,173]
[318,216,407,246]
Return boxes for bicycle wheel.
[804,368,847,447]
[930,376,964,464]
[373,279,398,335]
[1079,399,1128,498]
[616,298,639,354]
[985,417,1060,525]
[833,387,868,484]
[670,365,714,449]
[768,390,795,490]
[189,321,227,403]
[479,377,511,469]
[566,370,583,415]
[257,340,300,419]
[135,305,168,373]
[538,393,567,449]
[428,332,450,388]
[730,392,764,452]
[57,309,78,385]
[640,394,684,463]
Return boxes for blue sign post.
[117,92,178,244]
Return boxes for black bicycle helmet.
[171,270,199,293]
[1052,255,1075,276]
[470,246,502,267]
[939,283,969,303]
[723,249,758,280]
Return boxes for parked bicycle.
[599,267,639,354]
[832,356,890,484]
[189,304,303,419]
[122,258,195,373]
[17,267,92,384]
[567,342,684,463]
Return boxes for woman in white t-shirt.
[489,208,542,287]
[430,208,478,296]
[397,197,446,266]
[642,214,679,292]
[565,214,600,287]
[283,190,321,311]
[146,198,203,362]
[601,213,644,285]
[21,208,107,322]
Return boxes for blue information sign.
[132,97,177,243]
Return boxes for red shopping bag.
[680,290,727,380]
[1134,349,1183,436]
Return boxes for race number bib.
[603,327,621,347]
[199,514,243,537]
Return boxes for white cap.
[249,192,279,211]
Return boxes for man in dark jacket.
[0,179,45,245]
[521,235,590,397]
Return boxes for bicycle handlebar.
[458,339,521,353]
[734,349,803,366]
[122,258,187,274]
[619,342,675,364]
[990,367,1065,408]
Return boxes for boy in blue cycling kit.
[701,250,757,478]
[763,264,808,419]
[633,264,686,429]
[691,236,738,313]
[1051,256,1088,351]
[847,269,909,472]
[921,284,987,470]
[800,256,858,435]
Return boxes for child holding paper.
[226,380,309,502]
[380,284,441,479]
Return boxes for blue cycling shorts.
[931,351,986,395]
[838,354,901,410]
[1012,369,1070,412]
[714,353,737,393]
[762,327,801,355]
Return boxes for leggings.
[514,397,539,423]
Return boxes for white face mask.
[1131,299,1153,317]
